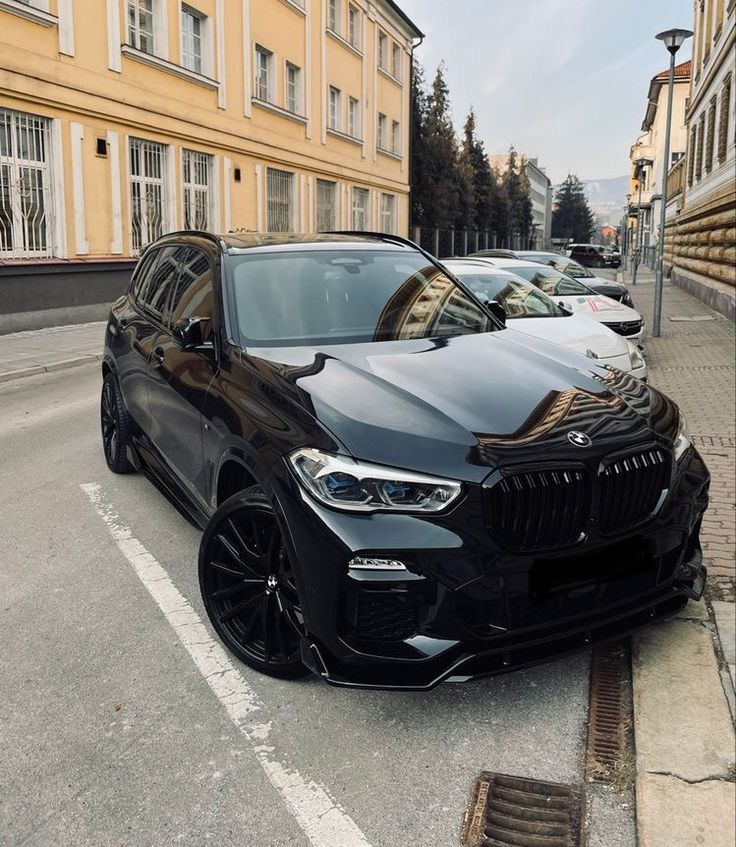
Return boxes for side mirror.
[484,299,507,328]
[557,301,572,314]
[173,316,210,349]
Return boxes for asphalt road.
[0,364,635,846]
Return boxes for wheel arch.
[215,453,260,507]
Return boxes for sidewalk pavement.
[0,321,106,382]
[619,266,735,847]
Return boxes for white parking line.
[81,482,372,847]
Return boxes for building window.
[348,96,360,138]
[180,5,203,74]
[347,4,360,49]
[182,149,211,230]
[687,125,697,186]
[391,43,402,80]
[705,97,717,172]
[285,63,302,114]
[316,179,337,232]
[718,75,732,163]
[352,187,369,230]
[329,86,342,131]
[327,0,340,34]
[378,31,388,71]
[380,193,396,234]
[255,45,274,102]
[128,0,156,54]
[377,113,388,150]
[391,120,401,155]
[695,114,705,180]
[266,168,294,233]
[129,137,167,254]
[0,108,53,259]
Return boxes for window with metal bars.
[182,149,212,230]
[130,137,167,253]
[316,179,337,232]
[128,0,156,54]
[380,193,396,234]
[351,187,369,230]
[266,168,295,233]
[0,108,53,259]
[181,5,203,74]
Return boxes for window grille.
[128,0,155,54]
[130,137,167,253]
[380,193,395,234]
[352,187,369,230]
[0,108,53,259]
[182,149,211,230]
[266,168,294,233]
[316,179,336,232]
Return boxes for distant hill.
[554,175,629,227]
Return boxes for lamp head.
[656,28,693,55]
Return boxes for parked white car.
[475,258,645,341]
[444,259,647,380]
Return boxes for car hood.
[505,313,629,360]
[557,294,641,323]
[251,331,674,481]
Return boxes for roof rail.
[149,230,229,251]
[327,230,422,251]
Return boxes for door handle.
[152,346,165,365]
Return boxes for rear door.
[147,245,218,505]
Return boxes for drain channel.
[585,642,627,784]
[462,772,585,847]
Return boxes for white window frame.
[380,192,396,234]
[285,62,303,115]
[348,96,360,139]
[127,0,161,56]
[329,85,342,132]
[351,186,369,230]
[254,44,274,103]
[316,178,337,232]
[180,4,213,76]
[391,42,402,81]
[0,0,56,26]
[182,148,212,230]
[327,0,341,35]
[347,3,361,50]
[129,136,168,254]
[0,107,55,259]
[378,31,388,71]
[377,112,388,151]
[391,119,401,156]
[266,167,295,233]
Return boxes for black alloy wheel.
[100,372,133,473]
[199,487,310,679]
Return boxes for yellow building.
[0,0,421,282]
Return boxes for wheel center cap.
[266,575,278,591]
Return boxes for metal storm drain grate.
[585,643,627,784]
[462,772,586,847]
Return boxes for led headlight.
[627,340,646,372]
[673,413,691,462]
[288,448,462,513]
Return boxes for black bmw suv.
[101,232,709,690]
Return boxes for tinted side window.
[131,248,160,299]
[170,247,215,341]
[139,246,187,323]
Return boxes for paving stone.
[712,601,736,666]
[637,774,736,847]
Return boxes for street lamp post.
[652,27,693,337]
[624,193,632,269]
[631,157,653,286]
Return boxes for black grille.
[599,448,670,535]
[486,468,591,552]
[356,592,417,641]
[602,320,643,337]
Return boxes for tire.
[199,486,310,680]
[100,371,134,474]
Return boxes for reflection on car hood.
[254,331,673,480]
[557,294,641,323]
[505,313,629,360]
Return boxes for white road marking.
[81,482,372,847]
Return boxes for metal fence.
[411,227,535,258]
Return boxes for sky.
[399,0,694,184]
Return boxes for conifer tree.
[552,174,595,242]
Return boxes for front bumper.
[274,447,709,690]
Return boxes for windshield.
[506,265,595,297]
[227,249,494,346]
[450,268,565,318]
[550,258,594,279]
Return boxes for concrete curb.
[0,353,102,384]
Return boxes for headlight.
[288,448,463,513]
[674,413,691,462]
[627,340,646,372]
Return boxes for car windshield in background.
[451,269,565,319]
[509,266,595,297]
[553,259,594,279]
[227,250,493,347]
